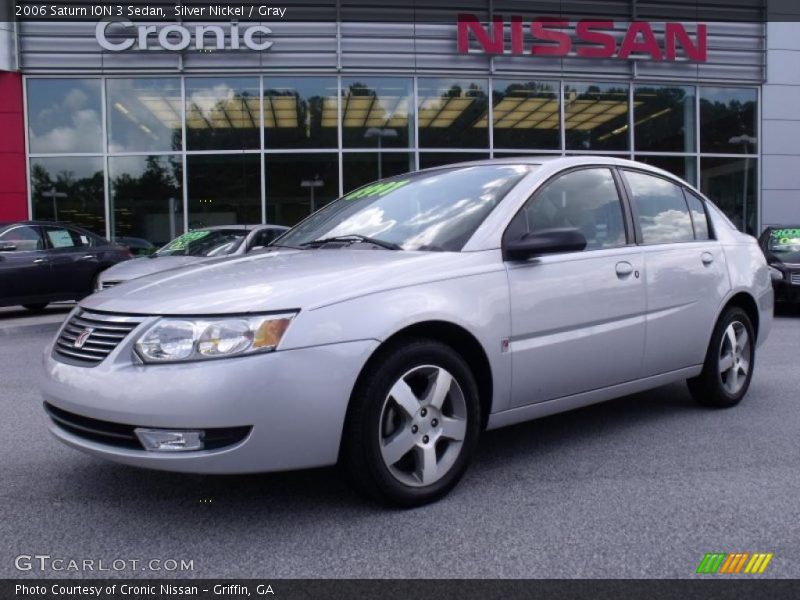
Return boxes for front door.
[505,167,646,407]
[0,225,50,304]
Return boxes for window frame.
[501,165,636,254]
[682,188,715,242]
[617,167,709,246]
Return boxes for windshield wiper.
[265,243,305,250]
[300,235,402,251]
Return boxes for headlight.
[134,313,296,364]
[768,266,784,281]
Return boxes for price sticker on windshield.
[345,180,410,200]
[166,230,211,251]
[771,228,800,247]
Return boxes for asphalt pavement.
[1,309,798,579]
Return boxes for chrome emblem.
[73,327,94,349]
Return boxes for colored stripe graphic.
[719,553,737,573]
[699,552,774,574]
[697,553,726,574]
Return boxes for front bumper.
[772,274,800,303]
[41,336,379,474]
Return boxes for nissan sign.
[96,20,273,52]
[457,15,707,62]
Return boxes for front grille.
[44,403,251,451]
[102,281,122,290]
[54,310,146,366]
[791,272,800,286]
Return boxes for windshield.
[275,165,533,252]
[155,229,247,257]
[768,228,800,263]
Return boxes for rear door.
[620,170,729,377]
[505,167,646,407]
[41,225,99,296]
[0,225,50,303]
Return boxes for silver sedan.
[96,224,289,291]
[41,157,773,506]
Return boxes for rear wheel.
[22,303,48,312]
[687,307,755,408]
[342,338,481,507]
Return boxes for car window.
[278,165,533,252]
[0,225,44,251]
[767,227,800,263]
[155,229,247,257]
[249,229,282,250]
[42,226,79,249]
[684,190,711,241]
[517,168,627,250]
[624,170,695,244]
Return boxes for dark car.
[0,221,131,311]
[759,226,800,304]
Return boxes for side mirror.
[503,228,587,261]
[0,242,17,252]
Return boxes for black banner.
[1,0,800,23]
[4,580,800,600]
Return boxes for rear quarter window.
[683,191,711,241]
[624,170,695,244]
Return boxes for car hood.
[100,256,204,282]
[83,249,498,315]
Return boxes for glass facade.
[26,76,761,245]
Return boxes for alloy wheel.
[718,321,751,396]
[378,365,468,487]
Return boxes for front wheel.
[341,339,481,507]
[687,307,755,408]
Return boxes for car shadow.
[774,303,800,319]
[0,302,74,322]
[49,381,699,515]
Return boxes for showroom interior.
[1,2,798,250]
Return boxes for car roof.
[415,155,691,187]
[0,220,105,235]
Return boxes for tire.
[22,303,48,312]
[687,307,756,408]
[341,338,482,507]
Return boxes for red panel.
[0,72,28,222]
[0,154,26,193]
[0,72,23,113]
[0,193,28,222]
[0,113,24,153]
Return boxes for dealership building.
[0,2,798,247]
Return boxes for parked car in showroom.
[96,224,289,291]
[758,226,800,304]
[0,220,131,311]
[40,157,772,507]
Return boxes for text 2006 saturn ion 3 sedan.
[41,157,773,507]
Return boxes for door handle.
[615,261,634,277]
[79,255,97,261]
[701,252,714,265]
[33,258,47,264]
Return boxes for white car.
[41,157,772,506]
[97,224,289,290]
